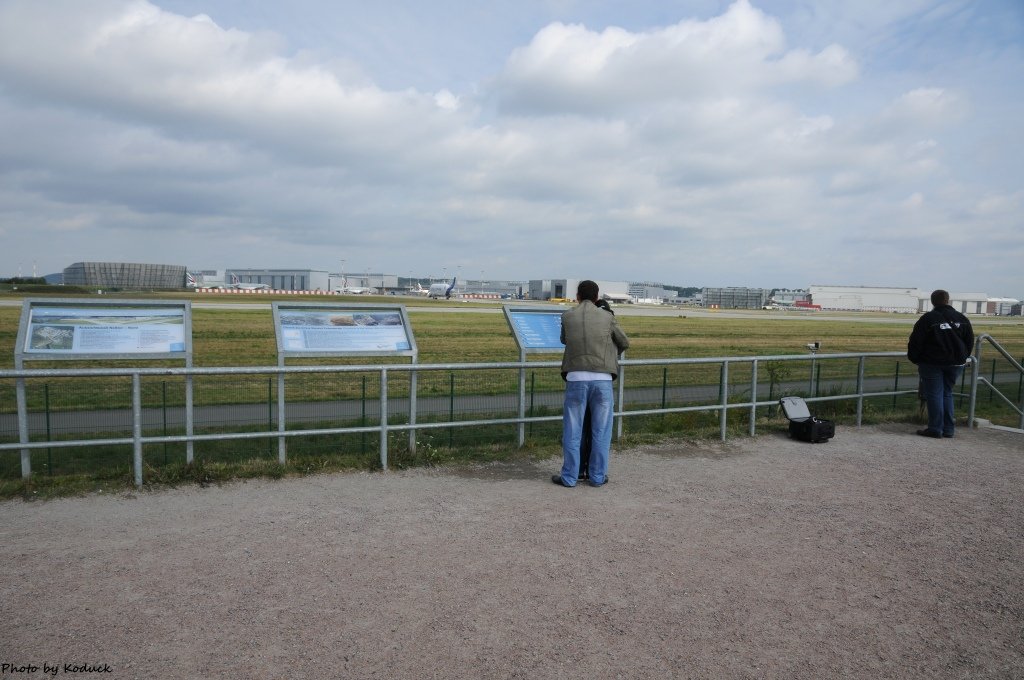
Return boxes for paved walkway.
[2,424,1022,679]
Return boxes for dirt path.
[2,425,1023,679]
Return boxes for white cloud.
[0,0,1018,295]
[494,0,857,115]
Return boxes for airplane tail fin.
[445,276,456,298]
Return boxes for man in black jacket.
[907,290,974,438]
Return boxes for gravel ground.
[2,424,1023,679]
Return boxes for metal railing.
[1,350,929,487]
[968,334,1024,430]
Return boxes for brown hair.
[930,289,950,307]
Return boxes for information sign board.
[272,303,416,357]
[503,306,565,353]
[17,300,190,359]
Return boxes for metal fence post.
[361,375,367,454]
[448,372,455,448]
[749,360,758,437]
[16,376,30,479]
[661,368,668,410]
[277,365,287,465]
[967,342,981,428]
[517,349,526,447]
[720,361,729,441]
[162,381,168,465]
[379,367,388,470]
[989,359,997,403]
[892,362,900,408]
[45,384,52,475]
[616,355,625,440]
[185,374,195,464]
[529,371,535,439]
[856,357,865,426]
[409,367,418,455]
[132,373,143,488]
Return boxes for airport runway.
[4,295,1022,325]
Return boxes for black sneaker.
[551,475,574,487]
[916,429,941,438]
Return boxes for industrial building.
[807,286,1014,315]
[770,289,810,305]
[63,262,187,289]
[327,273,399,293]
[528,279,630,301]
[808,286,923,313]
[628,281,677,303]
[226,269,330,291]
[702,287,769,310]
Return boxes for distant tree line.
[1,277,48,285]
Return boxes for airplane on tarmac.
[410,283,430,296]
[332,276,374,294]
[763,299,796,310]
[229,274,270,290]
[428,276,458,299]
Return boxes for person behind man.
[907,289,974,438]
[553,281,630,488]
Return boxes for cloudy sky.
[0,0,1021,294]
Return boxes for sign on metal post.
[504,306,566,353]
[271,303,418,469]
[18,302,189,358]
[502,306,565,446]
[13,298,194,486]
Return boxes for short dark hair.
[931,289,950,306]
[577,280,599,302]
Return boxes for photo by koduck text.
[0,662,113,675]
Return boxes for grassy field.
[3,292,1022,365]
[2,292,1022,497]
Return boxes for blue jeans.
[918,364,963,436]
[560,381,614,486]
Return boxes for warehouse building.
[226,268,330,291]
[63,262,187,289]
[702,287,769,310]
[807,286,1012,315]
[529,279,630,301]
[808,286,921,313]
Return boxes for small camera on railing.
[806,342,821,351]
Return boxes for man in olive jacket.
[907,289,974,438]
[553,280,630,488]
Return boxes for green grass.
[2,291,1022,498]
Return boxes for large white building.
[809,286,921,313]
[809,286,1016,315]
